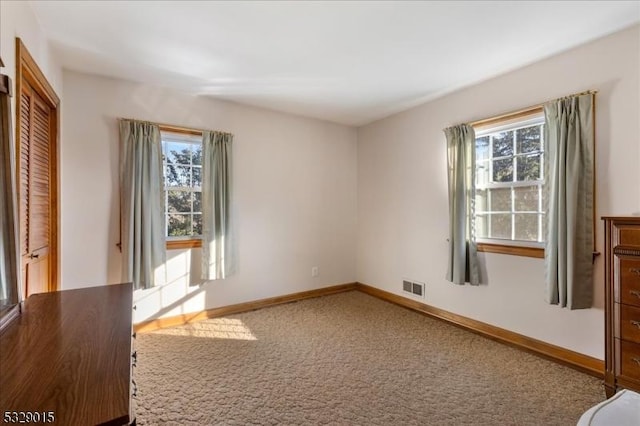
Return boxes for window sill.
[166,239,202,250]
[476,242,544,258]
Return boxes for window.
[473,110,545,255]
[161,130,203,246]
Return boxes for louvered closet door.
[19,83,51,297]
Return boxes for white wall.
[61,71,358,323]
[0,1,63,101]
[357,25,640,360]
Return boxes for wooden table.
[0,283,133,425]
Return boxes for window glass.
[161,131,203,238]
[474,116,545,244]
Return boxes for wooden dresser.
[0,283,135,425]
[603,216,640,397]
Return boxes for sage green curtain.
[544,94,594,309]
[0,79,20,306]
[119,120,165,290]
[445,124,480,285]
[201,130,234,280]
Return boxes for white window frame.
[474,113,545,249]
[161,130,203,241]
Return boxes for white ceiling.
[29,1,640,126]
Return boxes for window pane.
[192,146,202,166]
[165,143,191,165]
[516,126,541,154]
[492,131,514,158]
[476,137,490,161]
[193,191,202,213]
[470,119,546,244]
[476,161,489,186]
[490,214,511,239]
[516,154,541,181]
[475,189,488,212]
[167,190,191,213]
[514,214,539,241]
[475,214,488,238]
[193,166,202,188]
[193,214,202,235]
[162,132,204,239]
[492,158,513,182]
[490,188,511,212]
[166,165,191,187]
[514,186,539,212]
[168,214,192,237]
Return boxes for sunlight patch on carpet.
[151,318,257,340]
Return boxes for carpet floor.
[134,291,604,425]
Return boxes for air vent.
[412,282,423,297]
[402,279,425,299]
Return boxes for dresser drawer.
[620,340,640,380]
[619,226,640,248]
[619,258,640,307]
[620,304,640,343]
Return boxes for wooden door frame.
[15,38,60,293]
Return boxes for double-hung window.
[473,110,545,254]
[161,130,203,248]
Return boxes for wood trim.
[158,123,202,137]
[477,242,544,258]
[356,282,604,378]
[15,38,60,293]
[603,218,616,396]
[160,124,203,249]
[135,282,358,333]
[166,239,202,250]
[471,106,543,129]
[469,90,597,128]
[123,120,231,137]
[601,216,640,221]
[16,39,59,106]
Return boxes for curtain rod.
[469,89,598,127]
[117,118,232,136]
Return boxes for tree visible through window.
[474,114,545,244]
[161,131,203,238]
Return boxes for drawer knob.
[631,268,640,276]
[632,320,640,329]
[633,357,640,366]
[631,290,640,299]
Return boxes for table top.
[0,283,133,426]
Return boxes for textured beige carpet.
[134,291,604,425]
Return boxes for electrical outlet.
[311,266,319,277]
